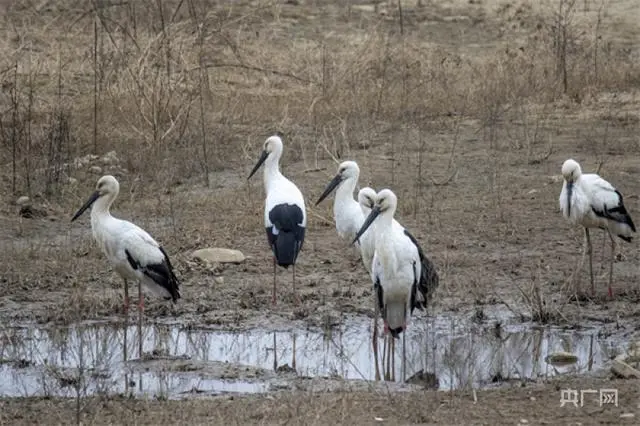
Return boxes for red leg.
[137,282,143,359]
[293,264,300,306]
[373,317,381,381]
[383,321,389,335]
[123,279,130,315]
[272,256,277,305]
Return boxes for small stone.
[213,276,224,285]
[89,165,102,174]
[545,352,578,366]
[192,248,246,264]
[620,413,634,419]
[67,177,78,186]
[519,420,528,424]
[16,196,30,206]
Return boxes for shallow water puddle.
[0,315,622,399]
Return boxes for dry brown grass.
[0,0,637,196]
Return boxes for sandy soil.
[1,0,640,423]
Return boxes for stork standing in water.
[248,135,306,305]
[356,186,383,379]
[315,161,375,273]
[319,181,382,379]
[559,159,635,297]
[71,175,181,357]
[353,188,439,381]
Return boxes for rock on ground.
[192,248,246,264]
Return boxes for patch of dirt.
[1,377,638,425]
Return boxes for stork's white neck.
[91,193,115,219]
[334,176,357,208]
[262,151,284,191]
[375,211,397,268]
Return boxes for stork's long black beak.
[352,205,381,245]
[247,150,269,180]
[71,190,101,222]
[315,173,343,206]
[566,181,573,218]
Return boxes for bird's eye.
[339,168,345,173]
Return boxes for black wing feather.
[404,229,439,312]
[125,247,181,303]
[591,189,636,240]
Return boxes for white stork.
[559,159,636,297]
[352,188,439,381]
[71,175,180,356]
[315,161,377,273]
[356,186,378,276]
[248,135,306,306]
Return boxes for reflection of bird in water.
[270,331,297,373]
[405,370,439,390]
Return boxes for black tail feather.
[404,229,439,313]
[274,231,298,267]
[266,203,306,268]
[125,248,181,303]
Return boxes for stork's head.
[338,161,360,180]
[247,135,284,180]
[71,175,120,222]
[561,159,582,183]
[96,175,120,196]
[351,188,397,245]
[375,189,398,215]
[315,160,361,206]
[357,187,377,211]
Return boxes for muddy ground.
[1,0,640,424]
[1,377,638,425]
